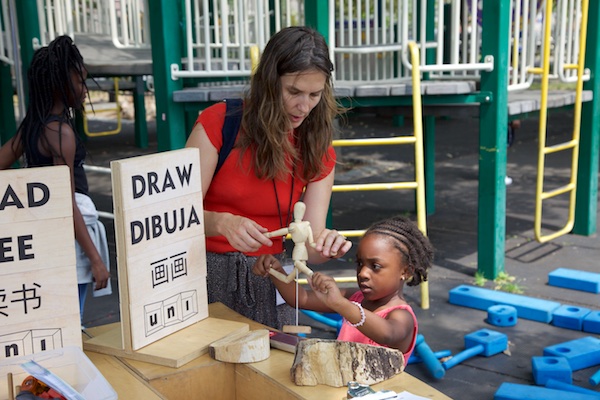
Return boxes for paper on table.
[395,391,432,400]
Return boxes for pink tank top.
[337,291,418,361]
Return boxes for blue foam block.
[545,379,600,397]
[552,305,591,330]
[487,305,518,327]
[494,382,600,400]
[548,268,600,293]
[544,336,600,371]
[532,356,572,385]
[464,329,507,356]
[583,311,600,334]
[449,285,561,323]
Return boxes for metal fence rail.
[171,0,298,80]
[36,0,149,48]
[1,0,15,65]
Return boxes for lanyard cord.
[273,175,295,252]
[273,163,298,324]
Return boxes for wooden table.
[84,303,452,399]
[83,351,164,399]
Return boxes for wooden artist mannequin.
[266,201,315,282]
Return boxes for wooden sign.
[0,166,81,361]
[110,148,209,351]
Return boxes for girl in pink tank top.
[253,215,433,360]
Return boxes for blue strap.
[214,98,243,177]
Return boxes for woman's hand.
[218,213,273,253]
[252,254,282,277]
[312,229,352,259]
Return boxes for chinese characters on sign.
[0,166,82,361]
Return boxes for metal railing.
[108,0,149,48]
[16,1,593,90]
[171,0,299,80]
[36,0,149,48]
[1,0,15,65]
[329,0,588,90]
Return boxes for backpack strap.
[214,98,243,177]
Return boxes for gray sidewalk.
[83,108,600,399]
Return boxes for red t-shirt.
[196,102,336,256]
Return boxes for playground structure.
[1,0,599,284]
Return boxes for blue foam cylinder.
[589,368,600,386]
[409,350,452,364]
[443,344,483,369]
[443,329,508,370]
[413,334,446,379]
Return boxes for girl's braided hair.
[364,216,434,286]
[15,35,88,165]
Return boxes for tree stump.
[209,329,270,363]
[291,339,405,387]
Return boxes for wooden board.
[110,149,208,350]
[0,167,82,366]
[83,317,249,368]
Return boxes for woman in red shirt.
[185,26,351,328]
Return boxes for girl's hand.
[252,254,282,277]
[308,272,343,307]
[220,214,273,253]
[91,260,110,290]
[313,229,352,259]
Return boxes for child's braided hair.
[16,35,88,165]
[364,215,434,286]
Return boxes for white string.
[295,267,299,325]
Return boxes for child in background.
[0,35,110,325]
[253,215,433,360]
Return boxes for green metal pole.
[0,1,16,144]
[573,0,600,236]
[304,0,329,42]
[477,0,510,280]
[424,115,435,215]
[133,76,148,149]
[0,62,16,145]
[148,0,186,151]
[14,0,40,106]
[305,0,331,226]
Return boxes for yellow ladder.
[529,0,588,243]
[329,42,429,309]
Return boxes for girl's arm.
[185,122,273,253]
[0,135,22,169]
[45,124,109,290]
[310,273,415,351]
[332,299,414,351]
[302,167,352,263]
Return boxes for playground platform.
[82,107,600,400]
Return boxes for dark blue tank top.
[26,116,89,195]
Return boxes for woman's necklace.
[273,175,295,252]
